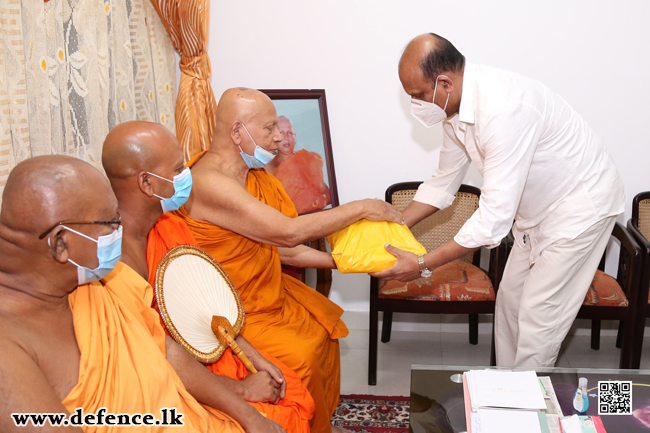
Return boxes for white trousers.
[494,216,617,367]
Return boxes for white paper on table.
[468,370,546,410]
[477,408,542,433]
[470,412,482,433]
[539,376,563,416]
[560,415,583,433]
[538,376,562,433]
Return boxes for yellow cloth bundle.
[327,219,427,273]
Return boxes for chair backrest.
[637,196,650,242]
[386,182,480,264]
[631,192,650,303]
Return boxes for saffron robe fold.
[63,261,243,433]
[146,213,314,433]
[272,149,331,215]
[173,155,348,433]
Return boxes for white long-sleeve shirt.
[413,63,625,264]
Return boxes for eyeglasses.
[38,212,122,240]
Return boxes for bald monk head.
[102,120,187,277]
[103,120,186,209]
[399,33,465,118]
[209,88,281,178]
[0,155,120,297]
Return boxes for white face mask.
[410,75,450,128]
[238,123,277,169]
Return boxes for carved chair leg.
[616,321,624,349]
[490,315,497,366]
[469,314,479,345]
[368,304,379,386]
[381,311,393,343]
[591,319,601,350]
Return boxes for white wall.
[208,1,650,320]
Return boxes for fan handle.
[211,316,258,374]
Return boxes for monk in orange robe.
[102,121,314,433]
[266,116,331,214]
[0,155,280,433]
[168,87,404,433]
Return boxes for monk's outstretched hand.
[359,199,405,225]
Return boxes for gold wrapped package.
[327,219,427,273]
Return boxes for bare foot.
[332,425,348,433]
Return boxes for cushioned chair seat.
[583,270,629,307]
[378,260,495,302]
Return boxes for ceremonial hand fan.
[155,245,246,364]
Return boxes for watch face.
[421,269,433,278]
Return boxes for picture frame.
[258,89,339,215]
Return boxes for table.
[410,364,650,433]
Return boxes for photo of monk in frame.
[261,89,339,215]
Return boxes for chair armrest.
[627,219,650,311]
[611,222,643,310]
[627,218,650,256]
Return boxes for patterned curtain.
[148,0,216,162]
[0,0,176,203]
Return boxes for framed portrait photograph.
[259,89,339,215]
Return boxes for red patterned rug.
[332,394,410,433]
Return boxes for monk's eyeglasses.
[38,212,122,240]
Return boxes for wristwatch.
[417,254,432,278]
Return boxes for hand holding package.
[328,219,427,273]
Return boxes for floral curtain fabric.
[0,0,176,203]
[148,0,216,162]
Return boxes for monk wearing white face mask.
[373,33,625,369]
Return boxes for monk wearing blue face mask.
[102,120,315,433]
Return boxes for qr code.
[598,381,632,415]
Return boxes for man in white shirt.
[372,33,625,367]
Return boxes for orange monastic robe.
[146,213,314,433]
[174,155,348,433]
[273,149,331,214]
[63,262,242,433]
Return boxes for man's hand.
[241,371,283,404]
[251,355,286,401]
[371,240,478,283]
[369,244,422,282]
[359,199,405,225]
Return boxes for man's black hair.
[420,33,465,82]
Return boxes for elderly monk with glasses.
[0,155,286,433]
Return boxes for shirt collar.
[457,62,476,125]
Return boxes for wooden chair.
[627,192,650,368]
[368,182,509,385]
[575,222,642,369]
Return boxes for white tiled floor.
[340,329,650,397]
